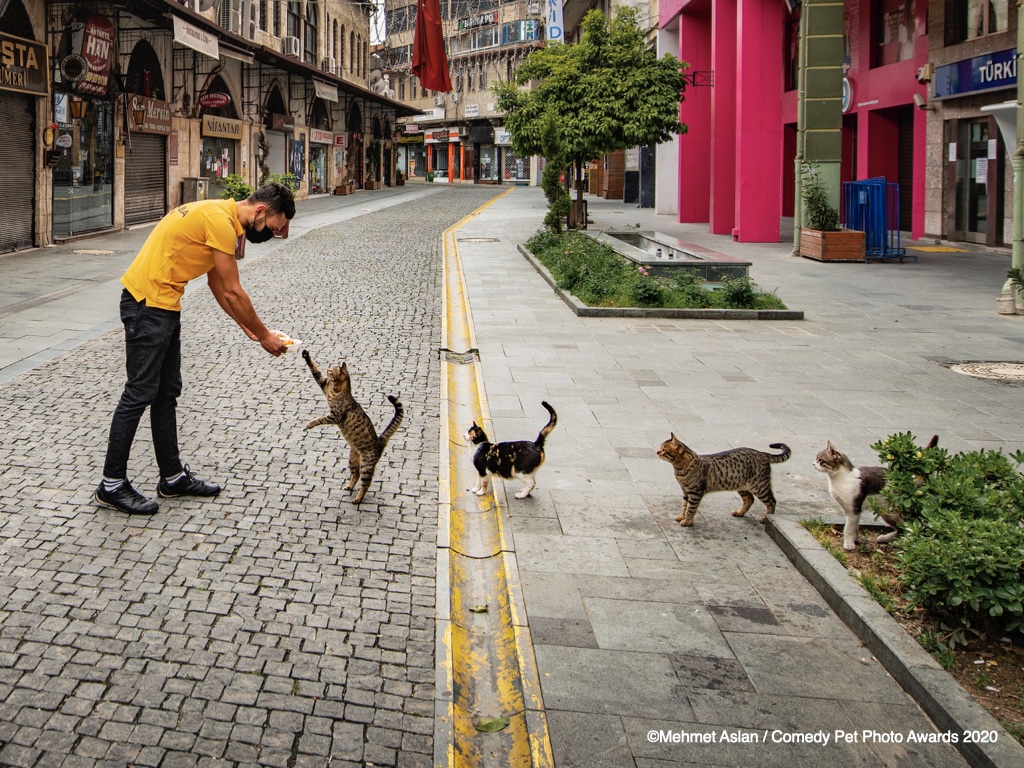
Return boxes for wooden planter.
[800,228,866,262]
[334,183,354,195]
[365,180,382,190]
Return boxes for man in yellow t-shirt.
[96,182,295,515]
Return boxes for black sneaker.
[95,480,159,515]
[157,465,221,498]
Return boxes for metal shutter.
[124,133,167,225]
[0,92,35,253]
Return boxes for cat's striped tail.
[767,443,791,463]
[534,401,558,450]
[379,395,405,448]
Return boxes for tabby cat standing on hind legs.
[466,401,557,499]
[657,434,791,526]
[302,349,404,504]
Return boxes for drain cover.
[457,237,499,243]
[950,362,1024,381]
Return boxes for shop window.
[945,0,1009,45]
[875,0,917,67]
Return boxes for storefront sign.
[55,133,73,148]
[313,80,338,102]
[496,130,512,146]
[310,128,333,145]
[426,129,460,144]
[197,91,230,108]
[0,31,49,97]
[270,112,294,132]
[841,77,853,113]
[172,16,219,59]
[130,94,172,134]
[169,129,179,166]
[933,48,1017,100]
[75,16,114,96]
[546,0,563,41]
[405,124,419,134]
[334,132,347,148]
[202,114,244,139]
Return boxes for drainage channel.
[437,197,553,768]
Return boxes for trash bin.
[182,177,208,203]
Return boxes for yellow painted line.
[909,246,967,252]
[438,188,553,768]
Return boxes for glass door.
[955,119,990,244]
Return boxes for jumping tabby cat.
[814,436,937,551]
[466,401,557,499]
[303,349,404,503]
[657,434,791,526]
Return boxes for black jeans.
[102,289,184,481]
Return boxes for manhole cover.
[457,237,499,243]
[950,362,1024,381]
[72,249,114,255]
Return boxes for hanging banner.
[172,16,219,59]
[0,31,49,97]
[75,16,114,96]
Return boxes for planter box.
[800,228,866,262]
[334,183,354,195]
[364,180,382,190]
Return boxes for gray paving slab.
[454,187,1002,765]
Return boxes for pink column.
[678,11,712,224]
[733,0,784,242]
[709,0,736,235]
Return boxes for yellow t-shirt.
[122,198,243,311]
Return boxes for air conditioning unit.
[283,36,300,58]
[451,93,461,104]
[245,0,259,38]
[434,94,446,106]
[527,1,541,15]
[322,57,337,73]
[229,9,242,34]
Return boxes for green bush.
[525,229,788,310]
[874,432,1024,642]
[263,172,299,191]
[220,174,253,201]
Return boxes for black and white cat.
[814,441,895,551]
[465,402,557,499]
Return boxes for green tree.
[494,8,687,227]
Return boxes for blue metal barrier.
[840,178,914,262]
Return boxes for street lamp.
[68,97,86,120]
[132,106,146,129]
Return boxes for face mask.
[244,210,277,243]
[244,223,276,243]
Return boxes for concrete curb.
[766,516,1024,768]
[517,244,805,320]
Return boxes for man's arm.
[207,249,287,356]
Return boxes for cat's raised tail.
[379,395,404,447]
[767,443,792,463]
[535,401,557,449]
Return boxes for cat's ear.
[826,440,837,453]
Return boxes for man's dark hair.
[250,182,296,220]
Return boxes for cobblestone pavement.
[0,187,504,767]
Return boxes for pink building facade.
[661,0,929,243]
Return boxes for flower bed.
[525,229,788,310]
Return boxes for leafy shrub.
[873,432,1024,642]
[801,163,840,232]
[220,174,253,201]
[263,172,299,191]
[525,229,788,310]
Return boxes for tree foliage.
[493,8,687,167]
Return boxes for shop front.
[124,94,171,225]
[53,93,115,239]
[200,114,243,200]
[400,128,425,180]
[426,128,461,182]
[309,128,331,194]
[0,29,47,253]
[469,125,499,184]
[265,112,295,179]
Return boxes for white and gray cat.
[814,437,939,551]
[813,441,894,551]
